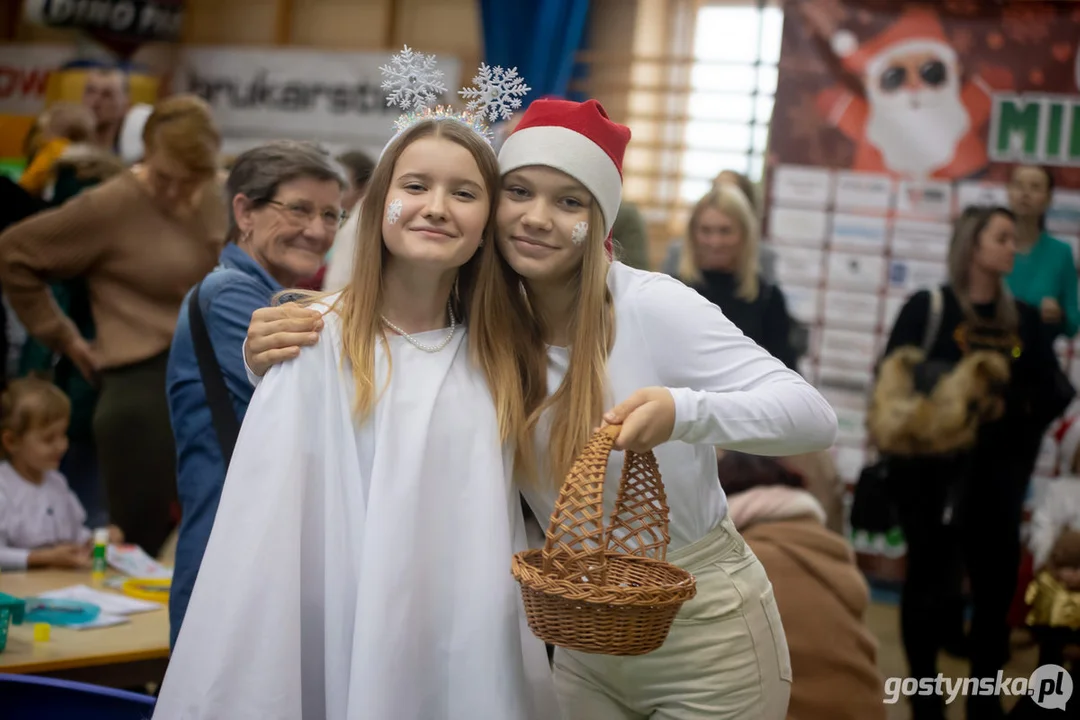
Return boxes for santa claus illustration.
[817,7,1007,180]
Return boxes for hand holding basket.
[511,424,697,656]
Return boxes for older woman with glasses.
[164,140,346,647]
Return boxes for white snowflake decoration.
[385,198,402,225]
[571,221,589,245]
[380,45,447,112]
[459,64,531,122]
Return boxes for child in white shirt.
[0,377,122,570]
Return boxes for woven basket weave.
[511,424,697,656]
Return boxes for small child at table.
[0,378,122,570]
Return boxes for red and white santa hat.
[498,98,631,239]
[831,7,957,82]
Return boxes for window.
[679,1,784,203]
[576,0,784,262]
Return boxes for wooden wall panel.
[290,0,390,49]
[183,0,279,45]
[393,0,481,71]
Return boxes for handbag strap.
[922,286,944,354]
[188,280,241,466]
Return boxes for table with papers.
[0,569,169,687]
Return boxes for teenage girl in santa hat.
[245,98,838,719]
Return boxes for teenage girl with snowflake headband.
[246,77,838,720]
[152,49,560,720]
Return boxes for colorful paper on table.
[107,544,173,579]
[37,585,162,615]
[23,598,100,626]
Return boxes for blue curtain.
[479,0,591,103]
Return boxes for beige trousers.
[553,516,792,719]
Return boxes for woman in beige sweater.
[0,95,226,557]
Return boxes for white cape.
[154,307,559,719]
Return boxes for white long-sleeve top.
[520,263,838,550]
[0,461,92,570]
[1029,477,1080,569]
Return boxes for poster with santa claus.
[766,0,1080,572]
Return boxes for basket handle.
[605,443,671,561]
[541,424,621,580]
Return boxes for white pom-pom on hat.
[831,29,859,57]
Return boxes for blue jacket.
[165,243,283,648]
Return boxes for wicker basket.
[511,424,697,656]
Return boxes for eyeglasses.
[879,59,948,93]
[266,200,347,230]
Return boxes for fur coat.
[868,346,1010,457]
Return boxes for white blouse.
[0,461,92,570]
[520,263,838,549]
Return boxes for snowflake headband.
[380,45,530,144]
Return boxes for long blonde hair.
[679,184,760,301]
[304,119,505,421]
[473,204,614,486]
[947,205,1019,333]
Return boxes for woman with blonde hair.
[0,94,226,557]
[246,98,838,719]
[677,184,797,368]
[878,205,1067,720]
[153,82,559,716]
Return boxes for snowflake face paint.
[386,198,403,225]
[571,221,589,245]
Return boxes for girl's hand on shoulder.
[245,303,324,377]
[601,387,676,453]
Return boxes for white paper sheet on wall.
[819,364,874,393]
[819,327,877,369]
[783,285,821,324]
[896,180,954,220]
[827,252,886,292]
[768,206,830,246]
[890,219,952,260]
[1049,190,1080,237]
[955,181,1008,213]
[888,258,947,293]
[771,165,834,207]
[773,246,826,285]
[823,289,881,332]
[834,171,894,213]
[821,387,869,411]
[830,213,890,254]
